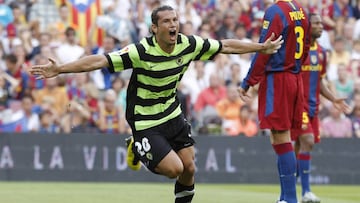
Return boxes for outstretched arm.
[220,33,283,55]
[29,55,109,79]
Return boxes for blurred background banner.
[0,134,359,184]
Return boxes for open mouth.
[169,30,177,39]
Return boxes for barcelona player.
[291,13,349,203]
[239,1,310,203]
[29,5,283,203]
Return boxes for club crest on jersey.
[263,20,270,29]
[118,46,130,55]
[311,55,318,64]
[318,53,323,61]
[176,57,183,65]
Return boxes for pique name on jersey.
[289,8,306,21]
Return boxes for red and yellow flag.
[57,0,103,46]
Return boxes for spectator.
[181,61,208,105]
[28,54,46,90]
[179,0,202,31]
[33,77,69,117]
[204,54,230,83]
[328,37,352,81]
[52,3,76,43]
[321,104,352,138]
[333,63,354,103]
[193,0,216,19]
[216,10,237,40]
[66,72,90,102]
[19,95,40,132]
[90,35,119,90]
[0,70,17,111]
[4,53,29,100]
[207,12,221,39]
[234,23,251,42]
[235,1,252,33]
[55,27,84,64]
[38,109,60,133]
[194,73,227,133]
[28,0,60,32]
[29,32,52,59]
[6,2,26,38]
[180,21,195,36]
[198,17,216,39]
[352,15,360,39]
[223,104,258,137]
[98,89,127,134]
[225,62,242,86]
[62,100,97,133]
[330,36,351,67]
[353,0,360,19]
[215,84,244,135]
[321,0,337,41]
[12,44,31,72]
[112,76,127,111]
[102,0,132,20]
[349,92,360,138]
[333,0,355,36]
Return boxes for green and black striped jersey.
[105,33,222,131]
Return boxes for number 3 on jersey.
[294,26,304,59]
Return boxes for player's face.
[152,10,179,48]
[311,15,323,39]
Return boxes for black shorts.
[132,114,195,173]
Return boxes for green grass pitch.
[0,182,359,203]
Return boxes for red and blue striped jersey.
[301,42,327,117]
[242,0,310,90]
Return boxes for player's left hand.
[332,98,351,114]
[238,87,252,103]
[261,33,283,54]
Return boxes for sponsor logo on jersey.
[118,46,130,55]
[263,20,270,29]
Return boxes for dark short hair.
[59,3,67,9]
[4,53,17,64]
[151,5,174,26]
[65,27,76,36]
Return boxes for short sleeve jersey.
[105,33,222,131]
[241,0,310,90]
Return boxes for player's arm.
[320,78,350,113]
[29,55,109,79]
[220,33,283,55]
[239,9,283,97]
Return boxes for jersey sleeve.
[105,45,135,73]
[192,35,222,61]
[241,7,283,90]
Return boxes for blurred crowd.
[0,0,360,138]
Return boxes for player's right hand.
[261,33,283,54]
[238,87,252,103]
[333,98,351,114]
[29,58,59,80]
